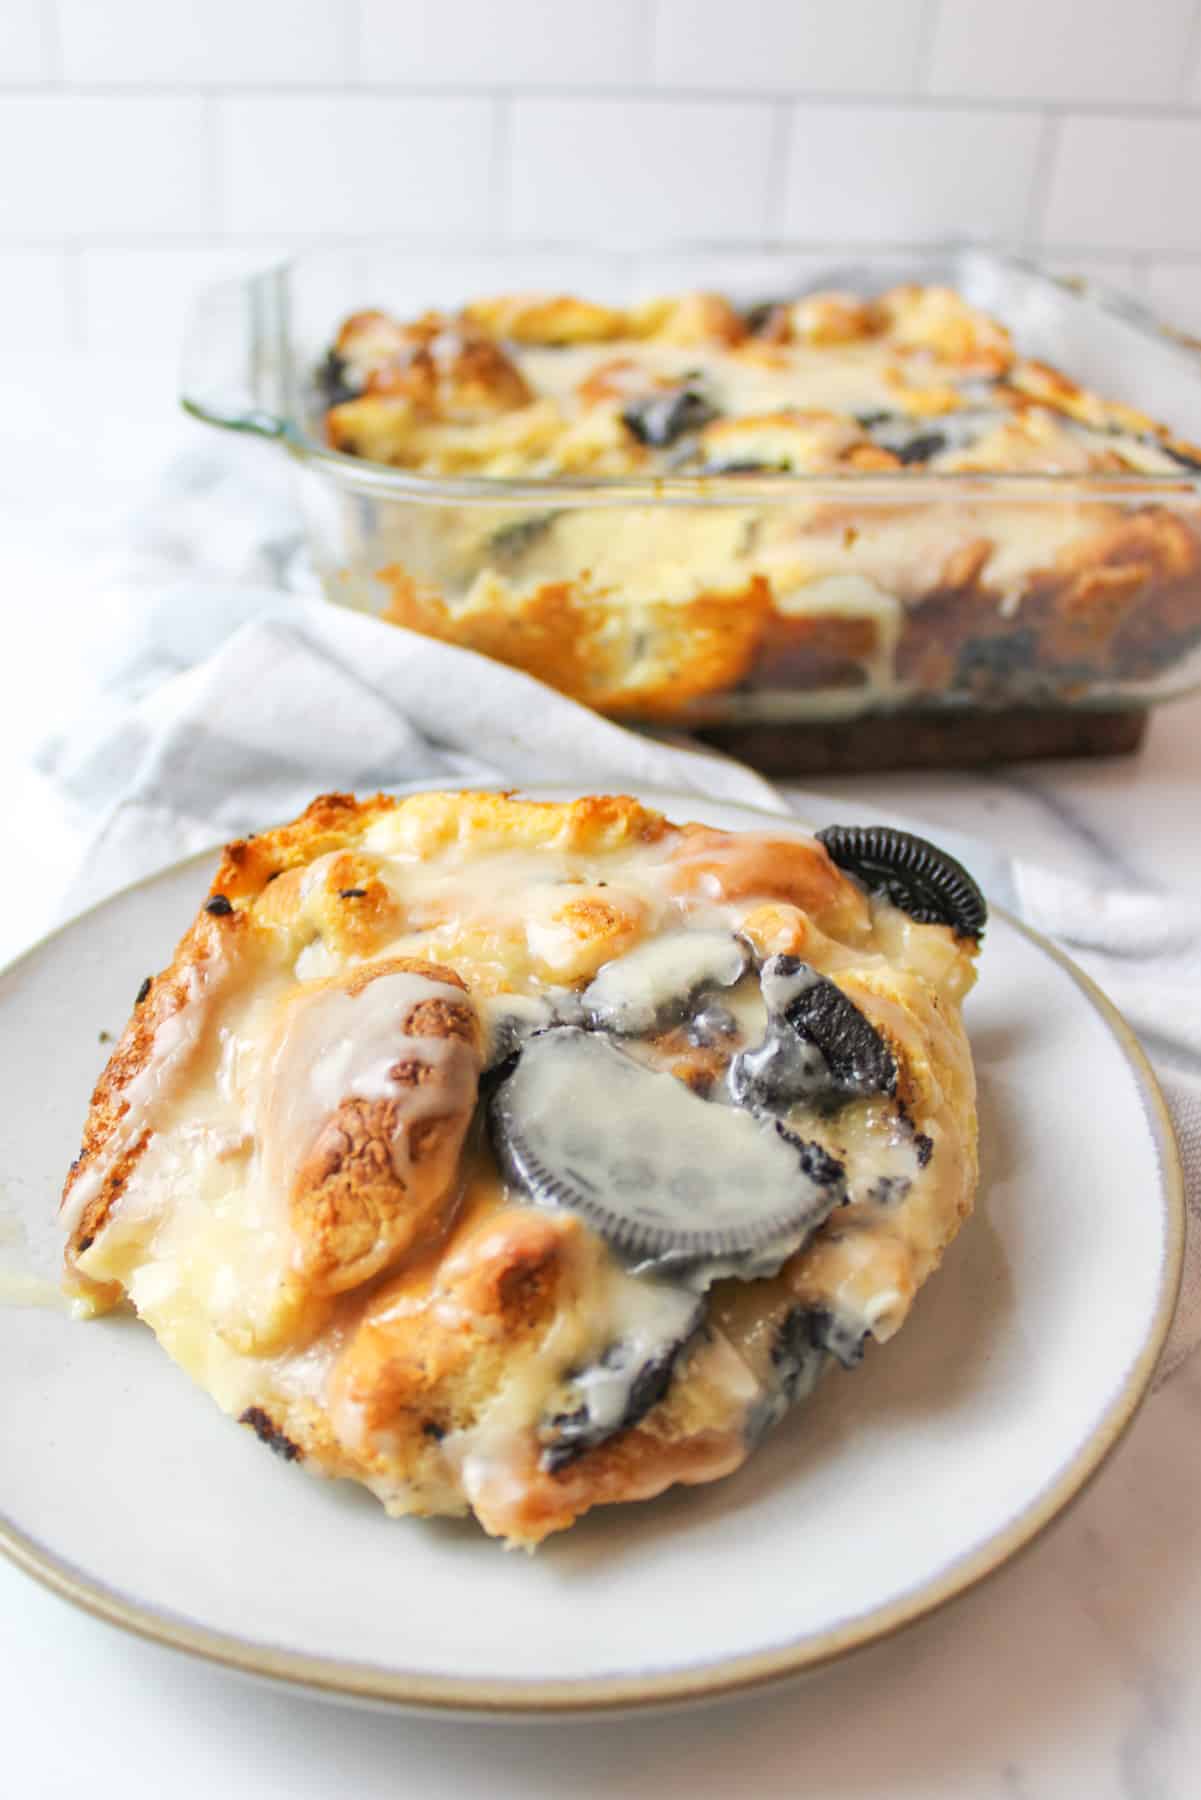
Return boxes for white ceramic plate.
[0,789,1182,1716]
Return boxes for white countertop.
[2,356,1201,1798]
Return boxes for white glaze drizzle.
[583,929,747,1035]
[260,969,480,1191]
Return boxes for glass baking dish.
[180,245,1201,769]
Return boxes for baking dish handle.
[179,269,289,440]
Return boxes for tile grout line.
[346,0,364,85]
[911,0,944,96]
[208,90,227,244]
[640,0,660,85]
[8,233,1201,261]
[41,0,64,82]
[1022,111,1061,245]
[0,81,1199,115]
[1179,0,1201,103]
[489,96,512,240]
[762,100,791,242]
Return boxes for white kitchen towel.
[41,586,783,913]
[1011,864,1201,1384]
[39,587,1201,1381]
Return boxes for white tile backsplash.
[58,0,352,86]
[79,245,288,354]
[0,249,73,349]
[782,104,1043,242]
[220,95,496,237]
[352,247,634,313]
[1042,115,1201,252]
[927,0,1197,104]
[653,0,930,95]
[0,96,215,239]
[0,0,51,82]
[360,0,646,87]
[7,0,1201,351]
[509,97,776,241]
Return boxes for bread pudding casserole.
[316,285,1201,722]
[62,791,985,1547]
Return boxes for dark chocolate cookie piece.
[621,387,719,448]
[729,956,897,1114]
[315,347,360,409]
[540,1301,704,1473]
[490,1027,845,1271]
[583,930,748,1037]
[817,824,987,942]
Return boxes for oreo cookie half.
[817,824,988,943]
[489,1026,845,1276]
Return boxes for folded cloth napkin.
[38,586,1201,1381]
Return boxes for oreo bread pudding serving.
[62,792,985,1547]
[310,281,1201,741]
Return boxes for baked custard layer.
[63,791,982,1547]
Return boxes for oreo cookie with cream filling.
[489,1026,846,1278]
[817,824,987,943]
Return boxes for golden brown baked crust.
[378,567,774,718]
[316,285,1201,722]
[323,282,1200,477]
[285,956,481,1298]
[62,790,981,1547]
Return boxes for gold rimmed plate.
[0,789,1183,1715]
